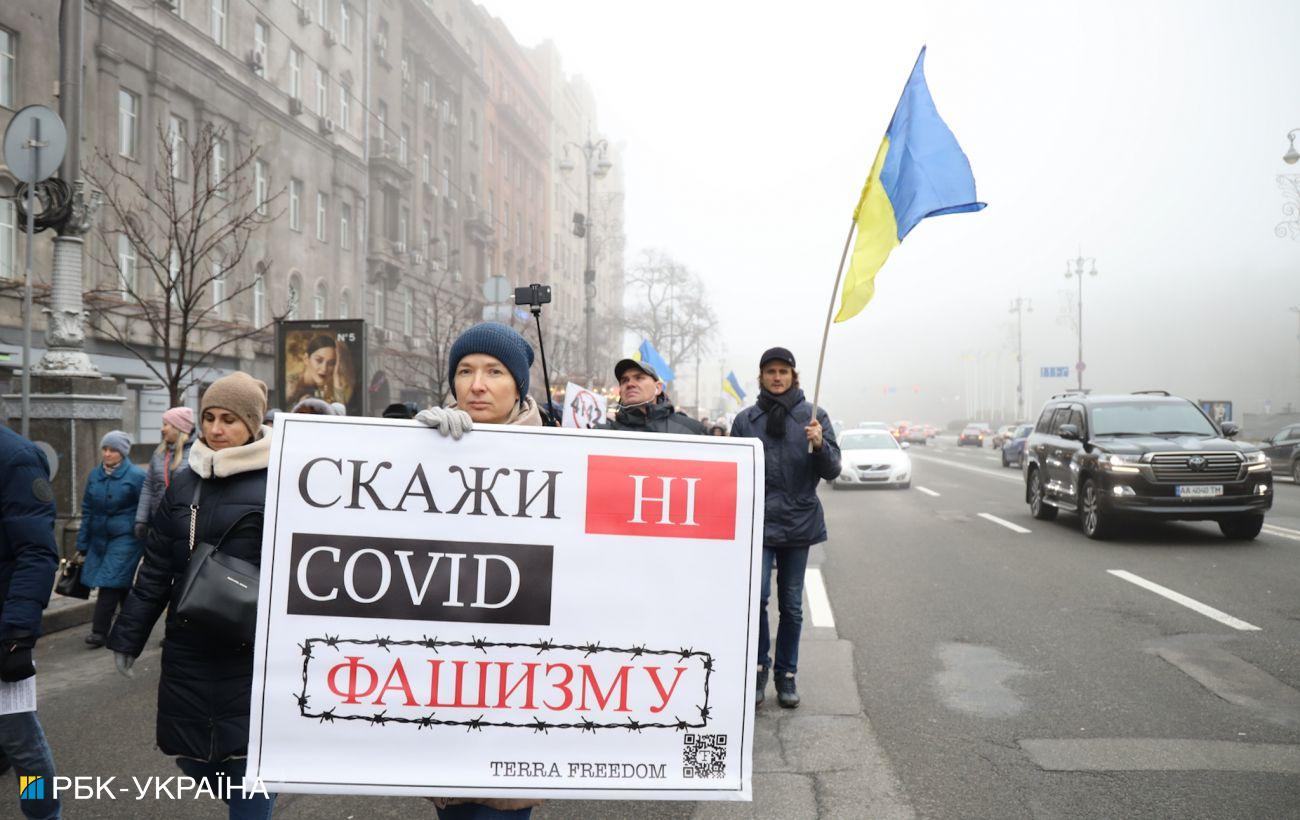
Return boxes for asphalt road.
[821,435,1300,818]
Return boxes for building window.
[374,286,385,328]
[340,203,351,250]
[167,115,186,179]
[212,260,227,318]
[399,126,409,165]
[469,110,478,144]
[117,233,137,296]
[0,199,15,279]
[316,66,328,116]
[317,0,329,29]
[316,192,327,241]
[339,287,350,320]
[253,20,269,78]
[118,89,139,159]
[487,125,494,161]
[421,145,430,184]
[287,273,301,319]
[339,84,351,131]
[254,160,269,215]
[289,179,302,230]
[313,280,327,319]
[403,287,414,336]
[377,100,387,136]
[0,27,14,109]
[253,275,266,326]
[167,248,181,310]
[210,0,227,47]
[442,157,451,197]
[210,136,227,192]
[290,50,305,101]
[339,2,351,46]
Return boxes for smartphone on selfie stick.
[514,284,557,426]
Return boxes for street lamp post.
[1009,297,1032,420]
[1065,252,1097,391]
[558,131,612,386]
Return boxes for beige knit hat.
[200,372,268,440]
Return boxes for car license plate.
[1176,485,1223,498]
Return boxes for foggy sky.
[482,0,1300,427]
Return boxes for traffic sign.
[481,275,510,304]
[1040,366,1070,378]
[1076,361,1087,372]
[2,105,67,184]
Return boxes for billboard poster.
[276,319,366,416]
[562,381,608,429]
[247,416,763,800]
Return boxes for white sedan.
[831,430,912,489]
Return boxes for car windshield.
[1090,401,1217,437]
[1015,424,1033,438]
[840,432,899,450]
[962,427,982,434]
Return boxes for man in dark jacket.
[0,425,61,820]
[602,359,707,435]
[730,347,840,709]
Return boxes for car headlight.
[1101,453,1141,473]
[1245,451,1270,471]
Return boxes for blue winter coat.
[77,461,146,589]
[0,425,58,639]
[730,393,841,548]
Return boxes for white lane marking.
[978,512,1031,534]
[910,453,1021,483]
[1107,570,1261,632]
[805,567,836,629]
[916,486,941,497]
[1262,523,1300,542]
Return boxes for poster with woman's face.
[277,319,366,416]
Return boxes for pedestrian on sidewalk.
[135,407,195,542]
[599,359,706,435]
[77,431,146,648]
[0,424,62,820]
[108,372,278,820]
[416,322,544,820]
[730,347,841,708]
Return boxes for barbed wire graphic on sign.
[294,635,714,732]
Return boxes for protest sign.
[562,382,608,429]
[247,416,762,800]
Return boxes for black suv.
[1022,391,1272,539]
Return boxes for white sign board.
[562,382,608,429]
[248,416,763,801]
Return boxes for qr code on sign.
[682,733,727,779]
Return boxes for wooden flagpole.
[808,220,858,450]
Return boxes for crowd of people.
[0,321,840,820]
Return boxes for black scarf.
[757,387,805,439]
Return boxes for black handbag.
[54,556,91,599]
[174,483,261,643]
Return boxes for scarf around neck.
[757,387,805,439]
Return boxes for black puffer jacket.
[730,392,840,548]
[602,399,707,435]
[107,432,270,762]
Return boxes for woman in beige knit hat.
[107,371,278,819]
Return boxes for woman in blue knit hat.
[77,430,146,647]
[417,321,543,437]
[416,322,543,819]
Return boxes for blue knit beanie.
[100,430,132,459]
[448,322,534,403]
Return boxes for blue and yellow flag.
[723,371,746,404]
[835,47,984,322]
[636,339,676,382]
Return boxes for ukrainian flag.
[635,339,676,382]
[723,371,746,404]
[835,47,985,323]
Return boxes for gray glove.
[114,652,135,679]
[133,522,148,540]
[414,407,473,440]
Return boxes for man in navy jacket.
[0,424,61,819]
[731,347,840,708]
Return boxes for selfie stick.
[526,289,555,425]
